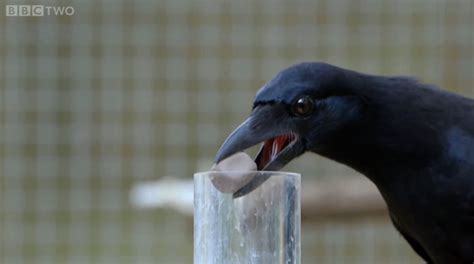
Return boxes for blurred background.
[1,0,473,263]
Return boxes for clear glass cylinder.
[194,171,301,264]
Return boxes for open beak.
[214,104,305,198]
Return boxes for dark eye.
[291,96,314,116]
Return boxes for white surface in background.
[129,177,194,214]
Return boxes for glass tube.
[194,171,301,264]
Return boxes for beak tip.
[214,147,230,164]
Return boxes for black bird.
[214,62,474,263]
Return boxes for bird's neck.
[316,71,445,184]
[315,127,442,186]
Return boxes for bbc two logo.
[6,5,75,16]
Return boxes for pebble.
[211,152,257,193]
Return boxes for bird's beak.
[215,104,305,198]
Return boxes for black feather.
[256,62,474,263]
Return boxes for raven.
[214,62,474,263]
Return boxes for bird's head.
[215,62,368,196]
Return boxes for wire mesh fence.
[1,0,473,263]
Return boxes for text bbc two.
[6,5,75,16]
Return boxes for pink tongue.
[258,135,290,169]
[273,135,289,155]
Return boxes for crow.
[214,62,474,263]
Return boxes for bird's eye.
[291,96,314,116]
